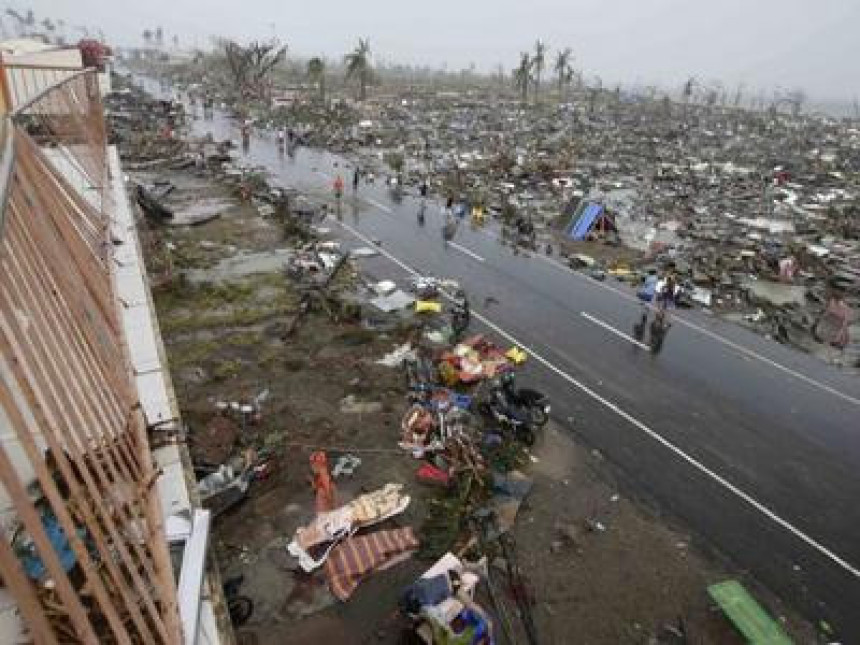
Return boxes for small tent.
[564,201,616,240]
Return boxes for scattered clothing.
[325,527,419,600]
[288,483,411,571]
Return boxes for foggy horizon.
[11,0,860,105]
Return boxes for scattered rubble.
[114,68,827,644]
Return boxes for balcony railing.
[0,69,181,644]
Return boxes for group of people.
[332,167,363,203]
[638,268,679,311]
[275,127,298,151]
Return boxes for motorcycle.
[498,371,550,427]
[477,373,550,446]
[449,291,470,342]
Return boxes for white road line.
[448,241,486,263]
[530,252,860,407]
[582,312,651,350]
[333,216,860,580]
[367,198,393,213]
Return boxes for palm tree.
[513,52,532,103]
[554,47,572,95]
[344,38,372,101]
[307,56,326,102]
[532,40,546,96]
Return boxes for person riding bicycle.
[651,273,676,344]
[657,273,677,313]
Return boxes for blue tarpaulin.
[566,202,605,240]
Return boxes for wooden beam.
[0,524,57,644]
[0,378,135,645]
[0,444,97,642]
[0,282,169,641]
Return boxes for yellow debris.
[506,347,528,364]
[415,300,443,314]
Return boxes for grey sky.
[15,0,860,101]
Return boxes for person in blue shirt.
[638,269,659,302]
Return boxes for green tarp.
[708,580,793,645]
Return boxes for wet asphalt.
[152,86,860,637]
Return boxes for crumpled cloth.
[325,527,419,600]
[288,484,411,572]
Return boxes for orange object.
[310,451,336,512]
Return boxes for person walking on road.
[816,290,853,366]
[353,167,361,192]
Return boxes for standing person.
[816,291,853,365]
[240,122,250,150]
[333,175,344,201]
[353,166,361,191]
[658,272,677,310]
[276,127,286,149]
[638,269,659,303]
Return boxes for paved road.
[178,100,860,637]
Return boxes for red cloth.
[324,528,419,600]
[416,464,451,487]
[310,451,336,512]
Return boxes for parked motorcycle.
[449,291,470,341]
[476,373,550,446]
[497,371,550,427]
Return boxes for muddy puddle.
[171,197,234,226]
[183,248,293,283]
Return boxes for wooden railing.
[0,71,181,644]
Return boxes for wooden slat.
[0,311,163,644]
[0,444,97,643]
[11,140,126,391]
[0,379,135,645]
[6,218,143,479]
[9,217,136,454]
[0,521,57,645]
[15,134,113,324]
[1,197,170,640]
[6,185,149,493]
[0,70,184,644]
[0,260,168,641]
[4,206,150,530]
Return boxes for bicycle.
[649,298,672,354]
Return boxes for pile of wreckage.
[276,272,547,643]
[190,260,548,641]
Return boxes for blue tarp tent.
[565,201,615,240]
